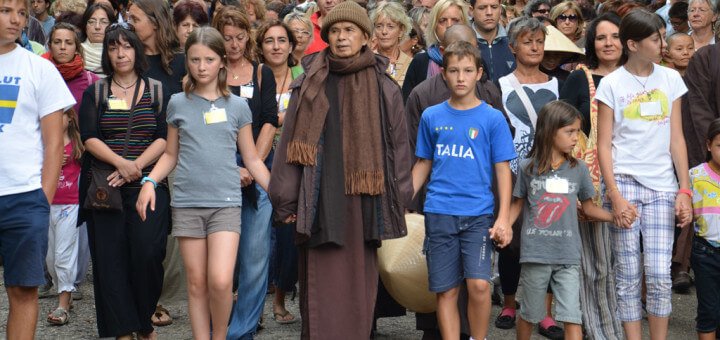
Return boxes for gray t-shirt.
[167,93,252,207]
[513,158,595,265]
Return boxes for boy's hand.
[489,220,512,248]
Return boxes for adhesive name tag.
[639,101,662,117]
[108,98,129,110]
[204,108,227,125]
[545,177,569,194]
[240,85,254,98]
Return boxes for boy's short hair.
[442,40,483,69]
[668,1,689,20]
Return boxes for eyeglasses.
[556,14,578,22]
[106,22,135,32]
[292,29,311,38]
[87,19,111,27]
[533,8,550,14]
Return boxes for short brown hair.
[441,40,482,69]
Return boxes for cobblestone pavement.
[0,268,701,339]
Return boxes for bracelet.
[678,188,693,198]
[141,176,158,189]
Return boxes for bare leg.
[57,291,71,310]
[207,231,239,340]
[698,331,716,340]
[466,279,491,340]
[623,320,642,340]
[437,286,460,340]
[648,315,669,340]
[6,286,39,340]
[179,237,211,340]
[503,294,517,309]
[564,322,583,340]
[516,317,533,340]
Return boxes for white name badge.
[204,108,227,125]
[546,177,569,194]
[108,98,128,110]
[640,101,662,117]
[240,85,254,98]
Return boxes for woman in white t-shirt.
[596,9,692,340]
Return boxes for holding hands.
[675,191,693,228]
[489,219,513,248]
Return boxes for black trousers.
[87,186,169,337]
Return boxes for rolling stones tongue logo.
[533,193,570,228]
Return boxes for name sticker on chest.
[108,98,129,110]
[545,177,569,194]
[240,85,254,99]
[204,108,227,125]
[639,101,662,117]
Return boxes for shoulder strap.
[148,78,163,115]
[256,63,263,89]
[121,78,143,158]
[507,73,538,128]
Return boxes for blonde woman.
[550,1,585,44]
[284,12,313,64]
[370,1,413,86]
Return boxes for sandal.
[151,305,173,327]
[47,307,69,325]
[538,317,564,340]
[273,310,298,324]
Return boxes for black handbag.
[84,78,141,211]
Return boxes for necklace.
[231,59,246,80]
[279,67,290,94]
[113,77,138,96]
[626,64,653,92]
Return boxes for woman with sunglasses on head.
[81,3,116,77]
[550,1,585,46]
[78,22,169,340]
[284,12,314,66]
[212,7,279,339]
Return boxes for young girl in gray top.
[135,27,270,340]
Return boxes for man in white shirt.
[0,0,74,337]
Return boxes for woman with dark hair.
[559,12,625,340]
[78,23,169,340]
[127,0,186,97]
[212,7,279,338]
[173,0,209,47]
[81,3,116,77]
[255,19,303,325]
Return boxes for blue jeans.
[228,184,272,339]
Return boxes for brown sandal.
[151,305,173,326]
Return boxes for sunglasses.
[556,14,578,22]
[106,22,135,33]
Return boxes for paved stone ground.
[0,267,702,339]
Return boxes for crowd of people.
[1,0,720,338]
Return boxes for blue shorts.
[423,213,494,293]
[0,189,49,287]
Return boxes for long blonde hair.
[183,27,230,97]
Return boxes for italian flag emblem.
[468,128,479,139]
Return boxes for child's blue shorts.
[423,213,494,293]
[0,189,49,287]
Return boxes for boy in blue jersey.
[411,40,516,340]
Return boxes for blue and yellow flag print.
[0,83,19,132]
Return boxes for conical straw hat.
[377,213,437,313]
[544,24,585,55]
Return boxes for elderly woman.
[81,3,115,77]
[78,23,168,340]
[495,16,564,340]
[284,12,314,64]
[688,0,717,50]
[559,13,625,340]
[268,2,413,338]
[370,1,412,86]
[173,0,209,48]
[402,0,470,100]
[550,1,584,45]
[212,7,279,339]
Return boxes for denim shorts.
[519,263,582,324]
[0,189,50,287]
[690,236,720,333]
[172,207,241,238]
[423,213,494,293]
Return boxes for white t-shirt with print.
[0,45,76,196]
[595,64,687,192]
[498,75,559,173]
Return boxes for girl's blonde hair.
[525,101,580,175]
[65,109,84,160]
[183,27,230,97]
[425,0,469,46]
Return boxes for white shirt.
[0,45,75,196]
[595,64,687,192]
